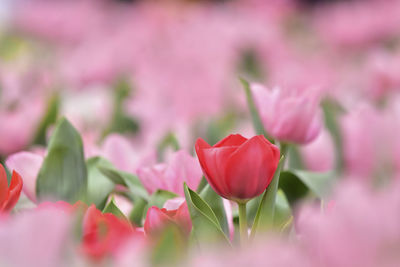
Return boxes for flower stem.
[238,202,248,245]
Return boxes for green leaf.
[184,183,230,246]
[103,197,127,220]
[287,144,305,170]
[279,171,309,204]
[99,166,149,201]
[157,132,180,162]
[129,197,147,226]
[322,99,345,173]
[200,184,230,237]
[273,189,292,231]
[150,225,186,266]
[147,190,177,209]
[103,78,139,137]
[196,176,208,193]
[250,154,285,238]
[86,157,115,209]
[240,78,274,143]
[143,189,178,218]
[36,118,87,203]
[289,170,335,199]
[32,93,59,146]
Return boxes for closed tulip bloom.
[0,164,23,212]
[82,205,141,261]
[251,84,322,144]
[195,134,280,202]
[144,203,192,237]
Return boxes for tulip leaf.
[196,176,208,193]
[103,197,127,220]
[250,155,285,238]
[129,197,147,226]
[86,157,115,209]
[278,171,309,204]
[286,170,335,199]
[103,79,139,136]
[200,184,230,237]
[143,190,178,218]
[184,183,230,246]
[240,78,274,143]
[273,189,292,231]
[36,118,87,203]
[322,99,345,173]
[287,144,305,170]
[150,225,186,266]
[99,166,149,201]
[32,93,59,146]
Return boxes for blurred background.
[1,0,400,182]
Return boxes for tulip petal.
[200,147,237,199]
[214,134,248,148]
[225,136,280,199]
[2,171,23,212]
[0,165,9,205]
[6,152,43,202]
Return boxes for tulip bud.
[144,203,192,237]
[251,84,322,144]
[195,134,280,202]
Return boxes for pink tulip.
[297,180,400,267]
[101,134,156,174]
[137,150,202,196]
[300,129,335,172]
[0,100,43,155]
[251,84,323,144]
[144,202,192,237]
[6,152,43,202]
[0,208,73,267]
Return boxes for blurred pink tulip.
[101,134,156,174]
[6,152,43,202]
[300,129,335,172]
[251,84,323,144]
[0,100,43,155]
[137,150,202,196]
[0,208,73,267]
[297,180,400,267]
[144,202,192,237]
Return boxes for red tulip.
[0,164,23,212]
[81,205,142,260]
[195,134,280,202]
[144,202,192,237]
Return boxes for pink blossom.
[100,134,156,174]
[137,150,202,196]
[251,84,323,144]
[0,100,43,155]
[6,151,43,202]
[297,180,400,267]
[300,129,335,172]
[0,208,74,267]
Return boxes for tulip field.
[1,0,400,266]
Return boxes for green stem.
[238,202,248,245]
[249,142,289,240]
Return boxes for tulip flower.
[195,134,279,243]
[6,151,43,202]
[0,164,23,213]
[251,84,322,144]
[81,205,141,261]
[137,150,202,196]
[195,134,280,202]
[144,202,192,237]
